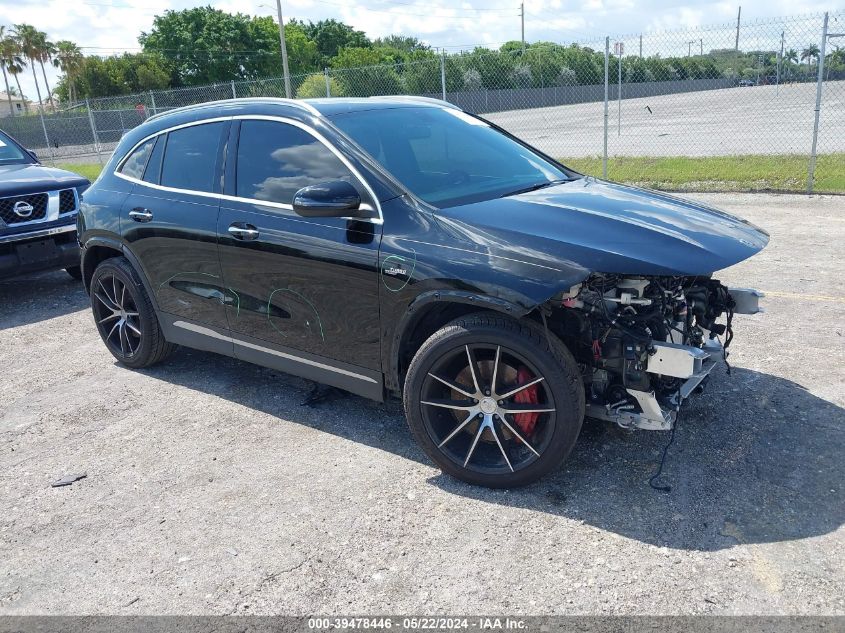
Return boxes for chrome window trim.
[113,114,383,224]
[145,97,321,123]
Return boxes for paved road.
[0,193,843,615]
[487,81,845,157]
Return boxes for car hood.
[0,163,90,198]
[439,177,769,277]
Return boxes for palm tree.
[801,44,820,76]
[0,27,27,114]
[53,40,84,104]
[12,24,45,110]
[34,31,56,110]
[783,48,798,81]
[0,26,16,116]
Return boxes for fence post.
[324,67,331,97]
[603,37,609,179]
[149,90,157,116]
[86,98,104,165]
[440,49,447,101]
[807,12,829,194]
[617,44,622,137]
[231,80,237,99]
[37,109,56,166]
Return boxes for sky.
[0,0,838,102]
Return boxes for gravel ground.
[0,193,843,615]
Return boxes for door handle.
[228,222,260,241]
[128,208,154,223]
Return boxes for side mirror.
[292,180,361,218]
[26,149,39,162]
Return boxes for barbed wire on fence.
[0,11,841,193]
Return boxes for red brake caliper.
[512,366,540,438]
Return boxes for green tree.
[801,44,820,75]
[296,19,370,66]
[140,7,282,85]
[373,35,429,54]
[0,26,26,115]
[295,72,343,98]
[329,47,401,97]
[11,24,46,109]
[53,40,84,103]
[33,30,56,109]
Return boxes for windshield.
[329,106,573,208]
[0,130,29,165]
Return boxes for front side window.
[160,122,226,193]
[330,106,572,208]
[236,120,358,205]
[0,130,29,165]
[119,138,155,180]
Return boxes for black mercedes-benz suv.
[79,97,767,487]
[0,129,89,280]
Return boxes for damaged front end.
[545,274,764,430]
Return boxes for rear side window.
[142,135,165,184]
[160,122,226,193]
[119,138,155,180]
[235,120,357,205]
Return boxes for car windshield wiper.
[499,178,571,198]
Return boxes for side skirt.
[158,313,385,402]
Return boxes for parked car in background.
[77,97,767,488]
[738,79,755,87]
[0,129,89,280]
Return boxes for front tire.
[403,312,585,488]
[90,257,176,368]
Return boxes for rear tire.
[65,265,82,281]
[403,312,585,488]
[90,257,176,368]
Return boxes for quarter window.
[119,138,155,180]
[236,120,358,205]
[160,122,226,193]
[142,135,165,184]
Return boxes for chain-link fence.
[1,11,841,193]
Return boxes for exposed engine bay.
[545,273,763,430]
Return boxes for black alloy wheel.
[404,313,585,488]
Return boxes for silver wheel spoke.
[118,323,128,354]
[490,345,501,395]
[124,320,141,336]
[421,399,476,411]
[112,277,120,310]
[124,311,139,318]
[427,372,475,398]
[498,417,541,458]
[438,412,479,448]
[98,312,119,325]
[120,283,127,310]
[463,415,488,467]
[490,420,514,472]
[465,345,482,394]
[95,286,117,310]
[106,320,120,343]
[497,376,545,400]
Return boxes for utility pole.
[735,6,741,51]
[776,31,784,95]
[688,40,695,57]
[639,34,642,58]
[276,0,292,99]
[603,37,609,179]
[520,2,525,53]
[700,39,703,56]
